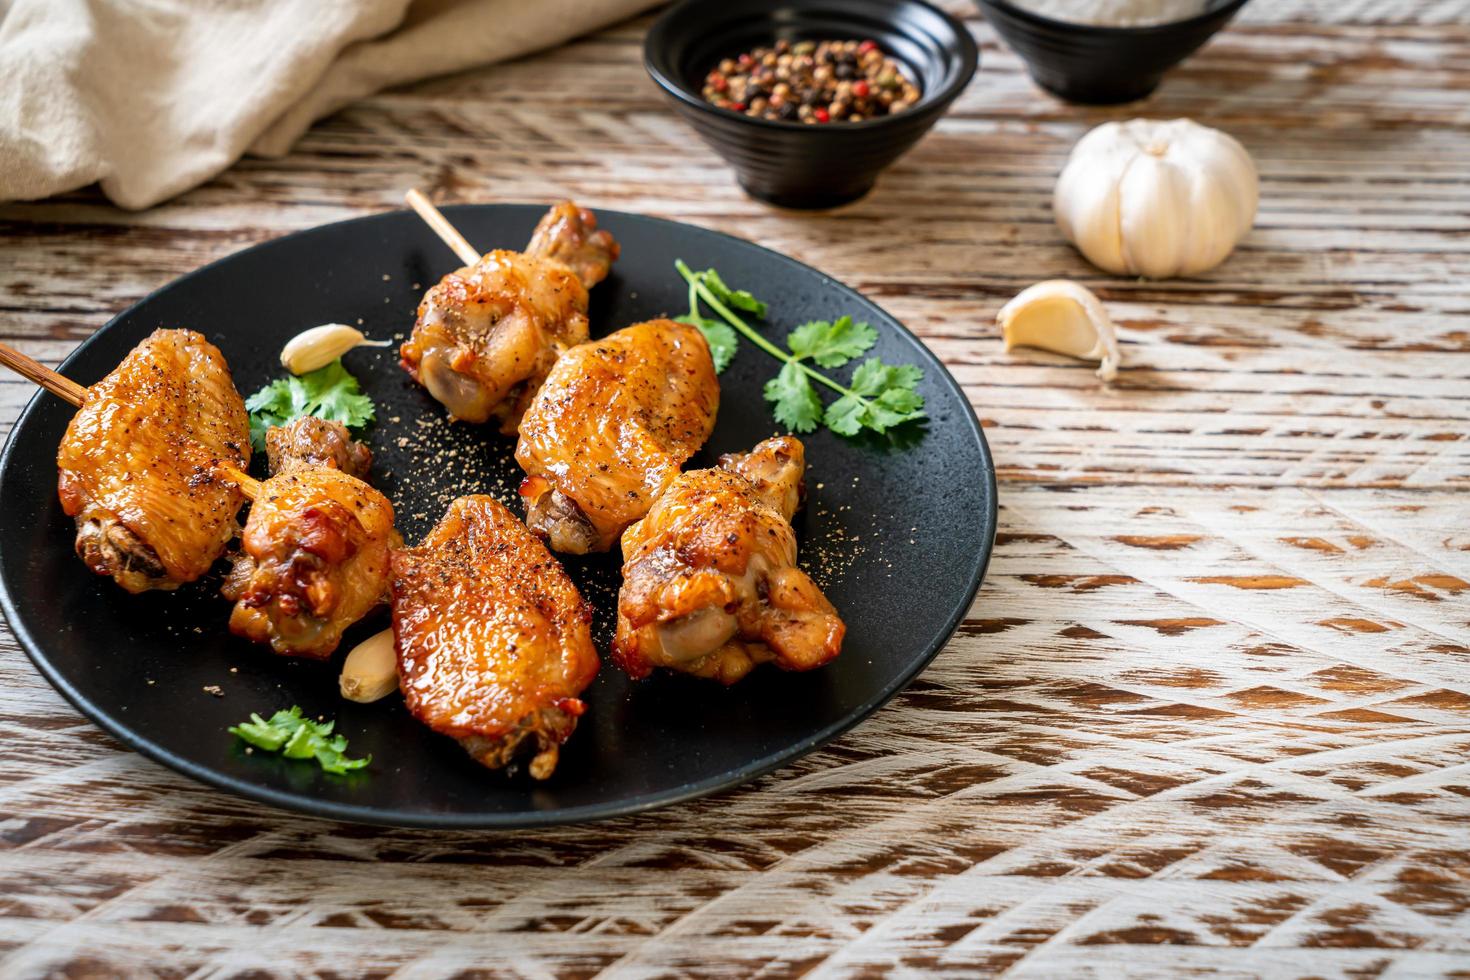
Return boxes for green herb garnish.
[787,315,880,368]
[674,266,745,373]
[697,267,769,318]
[229,706,370,775]
[245,359,376,452]
[675,261,926,438]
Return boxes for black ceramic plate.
[0,205,995,828]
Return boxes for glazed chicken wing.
[400,202,619,431]
[613,436,844,684]
[392,495,598,779]
[56,328,250,593]
[222,462,396,659]
[264,416,372,479]
[516,319,719,554]
[525,201,619,289]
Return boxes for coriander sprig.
[674,273,740,373]
[674,260,926,438]
[245,359,376,452]
[229,706,370,775]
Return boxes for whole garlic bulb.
[1054,118,1258,279]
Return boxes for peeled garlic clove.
[281,323,391,375]
[339,628,398,703]
[998,279,1120,382]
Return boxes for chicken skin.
[222,461,396,659]
[516,319,719,554]
[613,436,844,684]
[264,416,372,480]
[524,201,619,289]
[391,495,598,779]
[56,328,250,593]
[400,202,619,432]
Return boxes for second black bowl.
[976,0,1250,104]
[644,0,978,210]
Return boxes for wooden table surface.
[2,2,1468,976]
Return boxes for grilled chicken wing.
[400,202,619,431]
[56,328,250,593]
[391,495,597,779]
[613,436,844,684]
[525,201,619,290]
[222,463,396,659]
[516,319,719,554]
[265,416,371,479]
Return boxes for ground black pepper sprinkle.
[701,39,921,124]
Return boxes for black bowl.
[644,0,978,209]
[976,0,1250,104]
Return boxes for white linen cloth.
[0,0,656,209]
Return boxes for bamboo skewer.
[218,467,263,498]
[0,342,91,410]
[0,343,88,405]
[0,340,263,499]
[405,188,481,267]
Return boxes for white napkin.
[0,0,656,210]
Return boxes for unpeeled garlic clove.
[1054,118,1258,279]
[998,279,1120,382]
[339,628,399,703]
[281,323,392,375]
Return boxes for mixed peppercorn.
[701,39,921,124]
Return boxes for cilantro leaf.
[866,386,927,432]
[824,394,867,436]
[787,316,878,369]
[229,706,370,775]
[245,378,294,450]
[699,268,768,318]
[876,385,925,415]
[674,259,928,443]
[313,371,375,429]
[245,359,376,452]
[676,314,738,373]
[763,361,824,433]
[229,713,291,752]
[847,358,923,398]
[822,358,927,435]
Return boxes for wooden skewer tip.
[0,342,87,407]
[405,188,481,267]
[216,464,263,500]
